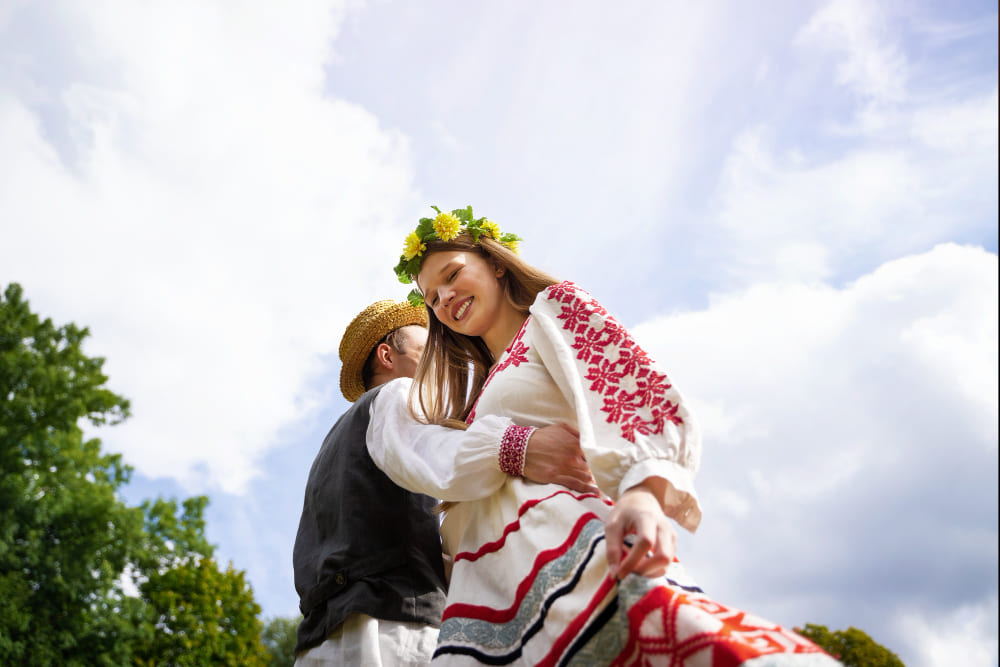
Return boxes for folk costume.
[294,298,545,666]
[383,209,841,666]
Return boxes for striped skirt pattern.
[434,489,839,666]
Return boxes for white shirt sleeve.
[366,378,516,502]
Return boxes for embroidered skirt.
[435,489,839,666]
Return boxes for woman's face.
[417,250,509,339]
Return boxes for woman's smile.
[453,297,473,321]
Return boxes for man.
[293,300,594,665]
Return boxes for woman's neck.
[482,309,528,361]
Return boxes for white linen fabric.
[367,378,514,502]
[293,612,439,666]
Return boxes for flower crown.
[393,206,522,306]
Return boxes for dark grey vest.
[293,385,447,654]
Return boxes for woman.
[377,207,839,665]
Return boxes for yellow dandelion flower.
[433,212,462,241]
[481,219,501,239]
[504,238,520,254]
[402,232,426,260]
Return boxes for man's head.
[361,324,427,390]
[339,300,428,402]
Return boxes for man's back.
[292,385,446,656]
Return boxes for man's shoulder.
[374,376,413,395]
[324,378,413,438]
[365,377,415,414]
[342,379,405,417]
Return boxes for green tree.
[128,496,268,666]
[1,283,270,665]
[138,496,215,568]
[0,282,141,665]
[262,615,301,667]
[797,623,905,666]
[135,557,267,666]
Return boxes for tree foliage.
[1,282,140,665]
[262,615,301,667]
[0,283,269,665]
[135,557,267,666]
[797,623,905,666]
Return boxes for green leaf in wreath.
[415,218,434,239]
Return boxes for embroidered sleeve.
[530,282,703,532]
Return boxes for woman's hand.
[605,480,677,580]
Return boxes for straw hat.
[339,299,428,402]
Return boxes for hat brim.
[339,300,428,402]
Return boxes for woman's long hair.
[410,233,558,428]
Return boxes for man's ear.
[375,341,393,371]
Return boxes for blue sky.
[1,1,997,664]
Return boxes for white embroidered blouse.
[368,281,702,562]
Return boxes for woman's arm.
[530,282,703,532]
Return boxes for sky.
[0,1,996,664]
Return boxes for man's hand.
[522,424,599,495]
[605,481,677,580]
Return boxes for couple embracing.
[293,207,841,666]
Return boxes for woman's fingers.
[605,501,656,579]
[604,511,626,579]
[632,521,675,577]
[605,483,678,580]
[613,527,674,578]
[615,531,653,579]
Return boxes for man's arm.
[367,379,597,500]
[523,424,598,494]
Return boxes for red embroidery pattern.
[498,424,533,476]
[500,338,530,372]
[546,282,683,444]
[466,316,532,424]
[611,586,828,666]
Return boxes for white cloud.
[911,87,1000,154]
[707,88,997,285]
[896,597,999,667]
[0,0,420,493]
[633,243,998,664]
[701,0,998,288]
[796,0,908,107]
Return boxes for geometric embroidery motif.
[610,579,833,667]
[466,316,532,424]
[546,281,683,444]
